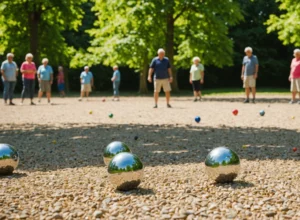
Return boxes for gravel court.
[0,95,300,219]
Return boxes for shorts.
[58,83,65,92]
[39,80,51,92]
[243,75,256,88]
[192,80,203,92]
[81,84,91,92]
[154,79,171,92]
[291,78,300,92]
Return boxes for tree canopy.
[0,0,87,66]
[266,0,300,46]
[72,0,243,92]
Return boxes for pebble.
[93,211,103,218]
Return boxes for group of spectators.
[147,47,300,107]
[0,53,121,105]
[1,47,300,106]
[1,53,65,105]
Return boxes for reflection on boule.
[108,152,144,191]
[205,146,240,183]
[0,143,19,175]
[103,141,131,166]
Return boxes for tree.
[266,0,300,46]
[0,0,87,66]
[72,0,243,93]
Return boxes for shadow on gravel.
[0,173,28,179]
[213,181,255,189]
[117,188,155,196]
[0,123,299,172]
[173,97,291,103]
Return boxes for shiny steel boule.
[108,152,144,191]
[0,143,19,175]
[205,146,240,183]
[103,141,131,166]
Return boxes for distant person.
[20,53,37,105]
[37,58,53,104]
[79,66,94,101]
[289,49,300,104]
[111,65,121,101]
[57,66,65,97]
[148,48,173,108]
[241,47,259,103]
[1,53,18,105]
[190,57,204,102]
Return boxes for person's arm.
[50,67,53,84]
[1,63,6,80]
[289,60,293,81]
[254,64,259,79]
[241,65,245,80]
[15,63,19,77]
[200,71,204,84]
[80,74,83,84]
[148,68,154,83]
[111,72,116,82]
[168,68,173,83]
[91,76,94,87]
[37,67,41,81]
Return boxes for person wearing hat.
[1,53,19,105]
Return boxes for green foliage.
[72,0,243,69]
[266,0,300,46]
[0,0,87,66]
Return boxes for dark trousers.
[3,81,16,101]
[21,78,35,99]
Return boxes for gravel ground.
[0,95,300,219]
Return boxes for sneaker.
[193,98,197,102]
[198,97,202,101]
[38,99,41,103]
[289,100,296,104]
[252,99,256,103]
[20,103,23,106]
[78,97,82,101]
[115,98,120,101]
[30,102,36,105]
[243,99,249,103]
[167,104,172,108]
[153,105,158,108]
[297,101,300,104]
[48,101,52,105]
[9,102,15,106]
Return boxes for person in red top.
[289,49,300,104]
[20,53,37,105]
[57,66,65,97]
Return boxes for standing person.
[79,66,94,101]
[189,57,205,102]
[37,58,53,104]
[111,65,121,101]
[57,66,65,97]
[288,49,300,104]
[20,53,37,105]
[1,53,18,105]
[241,47,259,103]
[148,48,173,108]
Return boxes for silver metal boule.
[205,146,240,183]
[0,143,19,175]
[108,152,144,191]
[103,141,131,166]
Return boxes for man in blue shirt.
[1,53,18,105]
[79,66,94,101]
[148,48,173,108]
[111,65,121,101]
[241,47,259,103]
[37,58,54,104]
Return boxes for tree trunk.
[28,11,41,63]
[166,6,179,92]
[64,67,70,93]
[139,58,149,94]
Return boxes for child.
[190,57,204,101]
[111,65,121,101]
[79,66,94,101]
[57,66,65,97]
